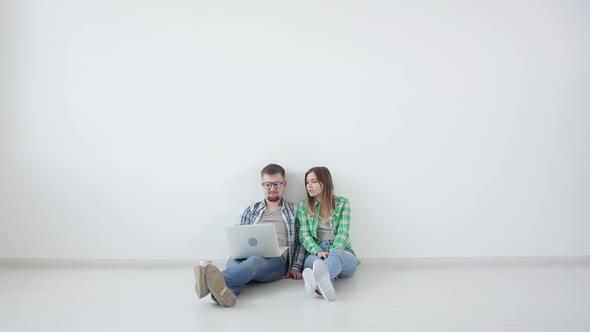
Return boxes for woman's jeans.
[304,240,357,280]
[223,255,286,296]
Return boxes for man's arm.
[238,206,251,225]
[289,216,307,272]
[238,202,264,225]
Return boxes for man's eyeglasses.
[262,181,284,189]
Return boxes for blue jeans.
[304,240,357,280]
[223,255,286,296]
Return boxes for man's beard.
[267,195,281,202]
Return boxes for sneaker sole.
[194,265,209,299]
[313,260,336,301]
[204,264,237,307]
[302,268,317,294]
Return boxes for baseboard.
[359,256,590,268]
[1,256,589,269]
[0,258,202,269]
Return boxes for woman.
[298,166,360,301]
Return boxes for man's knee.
[245,255,265,266]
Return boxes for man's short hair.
[261,164,285,178]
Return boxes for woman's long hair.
[305,166,335,223]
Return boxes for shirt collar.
[313,195,338,207]
[263,198,286,211]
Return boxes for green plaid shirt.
[298,195,360,265]
[238,199,307,272]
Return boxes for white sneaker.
[313,259,336,301]
[302,268,317,294]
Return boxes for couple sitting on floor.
[194,163,360,307]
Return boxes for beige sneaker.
[193,264,209,299]
[204,264,237,307]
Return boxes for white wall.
[1,0,589,260]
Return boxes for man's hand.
[284,269,302,280]
[317,251,329,259]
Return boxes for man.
[194,164,306,307]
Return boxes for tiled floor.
[1,260,589,331]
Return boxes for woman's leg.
[304,252,319,270]
[324,249,357,279]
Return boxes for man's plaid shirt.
[238,199,307,272]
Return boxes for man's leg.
[222,256,285,295]
[204,264,237,307]
[221,257,248,296]
[249,256,285,282]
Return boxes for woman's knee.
[338,264,357,278]
[330,249,350,261]
[330,249,357,276]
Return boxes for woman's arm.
[331,197,351,251]
[298,202,322,255]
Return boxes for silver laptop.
[226,223,288,259]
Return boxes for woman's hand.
[316,251,329,259]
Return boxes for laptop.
[226,223,289,259]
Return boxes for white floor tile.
[0,261,588,331]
